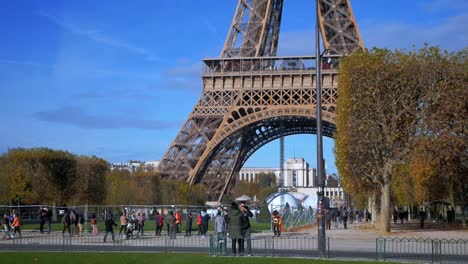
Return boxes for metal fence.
[0,230,329,258]
[376,237,468,263]
[208,234,328,257]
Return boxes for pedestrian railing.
[376,237,468,263]
[1,230,329,258]
[208,234,329,257]
[0,231,212,252]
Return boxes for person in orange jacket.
[175,211,182,233]
[12,213,22,238]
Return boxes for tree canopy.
[335,46,467,231]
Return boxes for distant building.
[240,157,348,209]
[110,160,160,173]
[239,157,317,187]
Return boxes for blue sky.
[1,0,467,175]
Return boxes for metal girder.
[157,0,363,202]
[318,0,364,55]
[221,0,283,58]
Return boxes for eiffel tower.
[157,0,364,202]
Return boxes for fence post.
[431,239,434,263]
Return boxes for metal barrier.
[376,237,468,263]
[208,234,329,258]
[0,230,211,253]
[0,230,329,258]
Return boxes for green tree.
[257,172,277,188]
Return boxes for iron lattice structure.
[157,0,364,202]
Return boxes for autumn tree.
[130,171,161,204]
[73,156,108,204]
[105,169,133,205]
[336,46,465,232]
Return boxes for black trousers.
[231,238,244,255]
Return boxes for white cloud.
[38,10,160,62]
[361,12,468,51]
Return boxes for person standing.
[103,214,117,243]
[155,211,163,236]
[196,212,203,236]
[77,213,84,237]
[90,213,98,236]
[335,209,340,228]
[166,211,176,239]
[184,212,193,237]
[201,209,210,237]
[272,210,281,237]
[419,209,426,229]
[39,208,47,234]
[325,209,332,230]
[228,202,243,256]
[175,211,182,233]
[342,207,348,229]
[240,201,253,256]
[215,210,226,254]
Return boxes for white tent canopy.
[235,195,252,202]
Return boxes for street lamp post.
[315,0,327,257]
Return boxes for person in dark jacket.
[103,214,117,242]
[184,212,193,237]
[228,202,244,256]
[201,209,210,237]
[240,201,253,256]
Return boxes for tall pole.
[315,0,327,257]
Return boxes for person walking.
[12,213,22,238]
[2,214,12,240]
[228,202,243,256]
[119,212,128,238]
[103,214,117,243]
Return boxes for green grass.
[21,220,273,233]
[0,252,398,264]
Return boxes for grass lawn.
[0,252,397,264]
[21,220,273,233]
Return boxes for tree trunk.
[380,182,391,232]
[371,192,380,225]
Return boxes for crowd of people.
[324,207,372,230]
[2,210,22,240]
